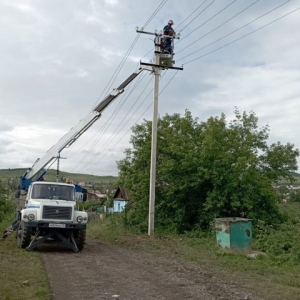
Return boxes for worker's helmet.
[168,20,174,25]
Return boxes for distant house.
[94,192,107,199]
[74,184,87,202]
[78,181,93,187]
[87,192,102,201]
[113,187,130,212]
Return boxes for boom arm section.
[21,66,150,190]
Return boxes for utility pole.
[137,27,183,237]
[56,155,66,182]
[149,33,160,238]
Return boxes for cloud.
[0,123,14,132]
[0,0,299,176]
[0,138,14,154]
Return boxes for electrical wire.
[183,6,300,66]
[140,0,216,66]
[78,75,154,173]
[142,0,168,29]
[177,0,237,43]
[175,0,210,30]
[176,0,261,55]
[70,2,297,175]
[177,0,291,62]
[140,0,212,65]
[69,72,149,172]
[68,1,169,170]
[75,71,150,172]
[91,0,168,110]
[81,71,179,173]
[64,70,146,159]
[176,0,215,33]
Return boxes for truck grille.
[42,206,72,220]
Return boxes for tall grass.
[0,215,50,300]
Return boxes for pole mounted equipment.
[137,26,183,237]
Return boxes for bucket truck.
[3,65,151,252]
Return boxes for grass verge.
[88,203,300,300]
[0,217,50,300]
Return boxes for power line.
[183,6,300,66]
[74,2,298,175]
[74,74,151,173]
[69,1,170,170]
[82,71,180,173]
[87,3,297,170]
[91,0,168,110]
[141,47,154,61]
[78,75,154,173]
[177,0,291,62]
[177,0,237,43]
[142,0,168,29]
[70,72,149,173]
[140,0,212,65]
[175,0,210,30]
[75,0,241,172]
[177,0,215,33]
[64,70,146,159]
[78,71,171,173]
[176,0,261,55]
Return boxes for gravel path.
[40,238,262,300]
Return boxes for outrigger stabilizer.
[24,229,80,252]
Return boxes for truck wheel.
[74,229,86,251]
[17,221,31,249]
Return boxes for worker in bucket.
[162,20,175,54]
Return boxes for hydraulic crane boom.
[20,65,151,190]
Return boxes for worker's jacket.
[163,25,175,39]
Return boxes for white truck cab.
[17,181,88,252]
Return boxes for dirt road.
[40,238,261,300]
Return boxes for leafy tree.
[278,185,290,200]
[117,109,299,232]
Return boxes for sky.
[0,0,300,177]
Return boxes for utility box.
[215,218,252,251]
[159,54,173,67]
[96,206,104,213]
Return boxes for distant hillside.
[0,168,118,184]
[290,172,300,177]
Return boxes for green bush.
[289,191,300,202]
[253,204,300,266]
[0,185,14,223]
[78,199,105,211]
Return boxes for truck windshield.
[31,184,75,201]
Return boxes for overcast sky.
[0,0,299,177]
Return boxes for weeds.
[0,216,50,300]
[253,203,300,266]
